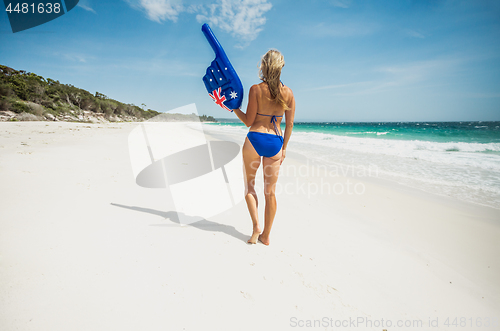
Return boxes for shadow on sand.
[111,203,248,243]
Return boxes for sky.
[1,0,500,122]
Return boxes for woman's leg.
[242,137,262,244]
[259,149,282,245]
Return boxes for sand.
[0,121,499,331]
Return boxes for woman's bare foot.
[247,226,261,244]
[247,231,261,244]
[258,234,270,246]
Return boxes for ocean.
[205,121,500,210]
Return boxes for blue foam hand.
[202,23,243,112]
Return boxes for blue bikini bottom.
[247,131,283,158]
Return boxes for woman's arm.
[233,85,258,127]
[281,90,295,164]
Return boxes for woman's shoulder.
[250,82,293,101]
[282,84,294,99]
[250,82,267,90]
[249,82,267,96]
[251,82,291,92]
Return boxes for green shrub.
[11,101,30,114]
[0,97,10,111]
[0,82,13,97]
[27,102,45,116]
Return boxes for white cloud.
[331,0,351,9]
[195,0,272,47]
[77,1,96,13]
[55,52,92,63]
[373,59,462,91]
[125,0,184,23]
[125,0,272,46]
[404,29,425,39]
[309,58,463,96]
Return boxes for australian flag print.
[202,23,243,112]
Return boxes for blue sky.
[1,0,499,121]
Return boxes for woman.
[233,49,295,245]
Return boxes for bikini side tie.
[257,113,283,142]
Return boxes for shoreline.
[0,110,218,124]
[203,121,500,211]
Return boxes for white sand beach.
[1,121,499,331]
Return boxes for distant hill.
[0,65,216,123]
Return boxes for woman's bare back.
[249,82,293,135]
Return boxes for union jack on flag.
[209,87,231,112]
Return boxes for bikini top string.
[256,81,285,141]
[256,113,283,142]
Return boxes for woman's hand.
[280,149,286,165]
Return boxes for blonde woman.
[233,49,296,245]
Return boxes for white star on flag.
[229,91,238,99]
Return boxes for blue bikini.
[247,113,284,157]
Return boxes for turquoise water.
[206,120,500,209]
[210,120,500,146]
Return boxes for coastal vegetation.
[0,65,216,123]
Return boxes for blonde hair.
[259,49,289,110]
